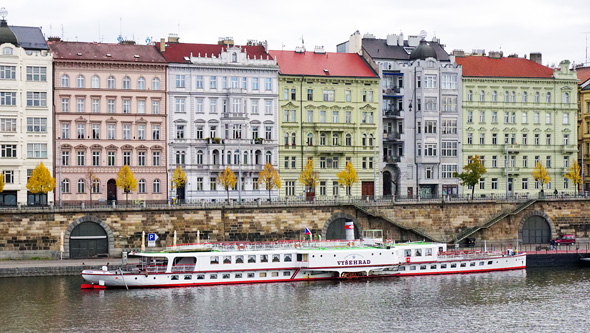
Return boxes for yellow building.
[270,48,380,198]
[577,67,590,191]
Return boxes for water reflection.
[0,268,588,332]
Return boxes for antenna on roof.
[584,31,590,65]
[98,21,101,43]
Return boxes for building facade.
[0,19,54,206]
[577,66,590,191]
[270,47,380,198]
[456,53,578,196]
[340,31,463,198]
[49,40,168,204]
[159,37,279,201]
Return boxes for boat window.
[261,254,269,263]
[248,255,256,263]
[415,249,422,257]
[441,264,447,269]
[430,264,437,269]
[172,257,196,272]
[399,266,406,271]
[404,249,411,257]
[235,273,242,278]
[426,248,432,256]
[197,274,205,279]
[184,275,192,280]
[223,256,231,264]
[488,261,493,265]
[210,274,217,279]
[450,263,457,268]
[420,265,427,270]
[171,275,179,280]
[272,272,279,277]
[479,262,484,266]
[283,271,291,277]
[247,273,255,278]
[235,255,244,264]
[142,256,168,272]
[272,254,280,262]
[460,263,466,267]
[222,273,230,279]
[410,266,417,271]
[438,247,444,253]
[284,254,292,262]
[470,262,476,267]
[210,256,219,265]
[259,272,267,277]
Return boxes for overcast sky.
[5,0,590,67]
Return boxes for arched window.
[307,133,313,145]
[479,90,485,102]
[123,76,131,89]
[232,53,237,62]
[511,91,516,102]
[333,133,339,146]
[504,91,509,102]
[152,77,160,90]
[369,134,374,146]
[77,179,85,193]
[196,150,203,165]
[546,92,551,103]
[522,91,527,103]
[77,75,85,88]
[346,134,352,146]
[243,151,248,165]
[563,92,569,104]
[492,91,497,102]
[467,90,472,102]
[138,179,146,193]
[153,179,160,193]
[535,92,540,103]
[2,47,13,55]
[362,134,367,146]
[227,151,232,165]
[91,75,100,88]
[62,179,70,193]
[107,76,115,89]
[61,74,70,88]
[265,151,272,164]
[320,133,326,145]
[234,150,240,164]
[291,133,296,145]
[137,77,146,90]
[92,179,100,193]
[284,132,289,145]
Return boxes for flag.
[305,227,311,235]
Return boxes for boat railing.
[437,250,505,260]
[145,264,168,273]
[170,264,196,273]
[168,239,369,252]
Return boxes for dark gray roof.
[362,38,449,62]
[10,26,47,50]
[410,40,438,60]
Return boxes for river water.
[0,268,588,332]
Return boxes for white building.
[0,17,53,206]
[160,36,279,201]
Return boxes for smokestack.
[160,38,165,52]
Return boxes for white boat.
[393,242,526,276]
[81,240,401,289]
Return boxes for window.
[479,133,485,145]
[441,119,457,134]
[77,124,85,139]
[467,111,473,123]
[504,91,509,102]
[27,143,47,158]
[492,156,497,168]
[425,167,433,179]
[491,91,497,102]
[441,96,457,112]
[107,99,115,113]
[523,156,528,168]
[467,133,473,145]
[26,92,47,107]
[546,156,551,168]
[152,77,160,90]
[535,92,540,103]
[345,90,351,102]
[265,78,272,90]
[90,75,99,88]
[26,66,47,81]
[123,151,131,165]
[62,179,70,193]
[175,98,186,113]
[60,98,70,112]
[61,74,69,87]
[323,90,335,102]
[76,98,85,112]
[564,134,569,145]
[479,90,485,102]
[91,99,100,113]
[545,113,551,124]
[425,120,437,133]
[492,134,497,145]
[521,112,527,124]
[491,111,497,123]
[492,178,498,190]
[27,118,47,132]
[441,74,457,89]
[346,111,351,123]
[107,151,115,166]
[78,179,85,193]
[105,124,115,140]
[546,92,551,103]
[424,143,437,156]
[137,100,145,114]
[522,134,527,145]
[467,90,473,101]
[137,179,146,193]
[92,124,100,139]
[546,134,551,145]
[479,178,485,190]
[0,92,16,106]
[106,76,115,89]
[425,75,437,88]
[479,111,485,123]
[534,112,540,124]
[345,134,352,146]
[563,113,569,124]
[522,91,527,103]
[285,181,295,196]
[176,125,185,139]
[441,164,457,178]
[153,152,160,166]
[92,151,100,166]
[510,91,516,102]
[77,151,85,166]
[425,97,437,111]
[265,100,272,114]
[77,75,85,88]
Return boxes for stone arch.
[322,212,362,240]
[64,215,115,259]
[518,210,556,244]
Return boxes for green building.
[455,52,578,196]
[269,48,380,198]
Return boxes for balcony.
[562,145,577,154]
[221,112,247,119]
[502,167,520,175]
[384,131,401,142]
[383,87,402,96]
[505,144,521,153]
[383,107,402,118]
[384,156,400,164]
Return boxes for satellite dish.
[145,37,151,44]
[419,30,427,41]
[117,35,123,42]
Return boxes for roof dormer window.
[2,47,12,55]
[232,52,237,63]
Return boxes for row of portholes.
[61,74,161,90]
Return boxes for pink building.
[49,39,168,204]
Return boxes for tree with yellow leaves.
[85,168,100,206]
[532,162,551,193]
[116,165,138,204]
[299,159,319,200]
[218,166,237,202]
[258,162,281,201]
[336,162,359,197]
[170,165,187,202]
[0,172,4,193]
[564,160,582,194]
[26,163,55,205]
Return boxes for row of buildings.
[0,17,586,206]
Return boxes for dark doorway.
[383,171,392,196]
[521,215,551,244]
[69,222,108,259]
[27,192,47,206]
[107,179,117,202]
[326,218,359,240]
[0,190,17,207]
[361,181,374,198]
[176,185,185,201]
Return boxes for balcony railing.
[383,108,401,118]
[384,156,400,163]
[384,131,401,141]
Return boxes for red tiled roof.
[48,41,167,63]
[156,42,271,63]
[577,67,590,85]
[269,50,378,78]
[455,56,554,78]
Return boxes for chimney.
[160,38,165,52]
[451,50,465,57]
[530,52,542,65]
[488,51,502,59]
[218,37,234,46]
[48,36,61,42]
[168,34,179,44]
[120,40,136,45]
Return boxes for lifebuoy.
[238,245,245,250]
[348,242,352,247]
[406,257,411,263]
